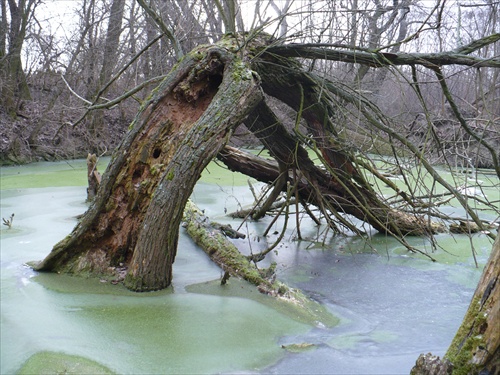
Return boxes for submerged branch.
[184,200,277,292]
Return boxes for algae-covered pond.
[1,158,497,374]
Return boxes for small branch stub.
[2,214,14,229]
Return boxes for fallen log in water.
[183,200,283,294]
[182,200,338,326]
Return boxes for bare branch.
[267,34,500,68]
[432,67,500,179]
[60,73,92,105]
[453,33,500,55]
[136,0,183,59]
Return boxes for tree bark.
[445,232,500,373]
[35,42,262,292]
[411,232,500,374]
[123,50,262,291]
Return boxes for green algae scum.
[1,158,497,373]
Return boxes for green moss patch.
[17,351,114,375]
[445,296,485,374]
[281,342,317,352]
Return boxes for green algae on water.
[1,158,110,190]
[17,351,115,375]
[187,278,340,328]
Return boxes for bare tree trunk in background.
[142,21,156,80]
[349,0,359,46]
[0,0,38,116]
[201,0,224,37]
[83,0,98,101]
[0,0,7,59]
[269,0,291,38]
[124,0,138,86]
[86,0,125,138]
[65,0,94,76]
[355,0,411,85]
[173,0,210,52]
[98,0,125,90]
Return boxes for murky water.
[1,159,497,374]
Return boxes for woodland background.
[1,0,499,167]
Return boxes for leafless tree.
[0,0,40,115]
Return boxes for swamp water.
[0,158,497,374]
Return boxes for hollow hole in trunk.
[132,165,144,181]
[209,74,223,90]
[152,148,161,159]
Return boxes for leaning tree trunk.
[445,233,499,373]
[35,43,262,291]
[34,33,444,292]
[236,98,443,236]
[411,233,499,374]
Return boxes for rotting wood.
[34,42,263,292]
[86,153,101,202]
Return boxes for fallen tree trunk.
[218,145,445,236]
[183,200,338,326]
[183,200,279,293]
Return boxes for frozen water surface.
[0,159,496,374]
